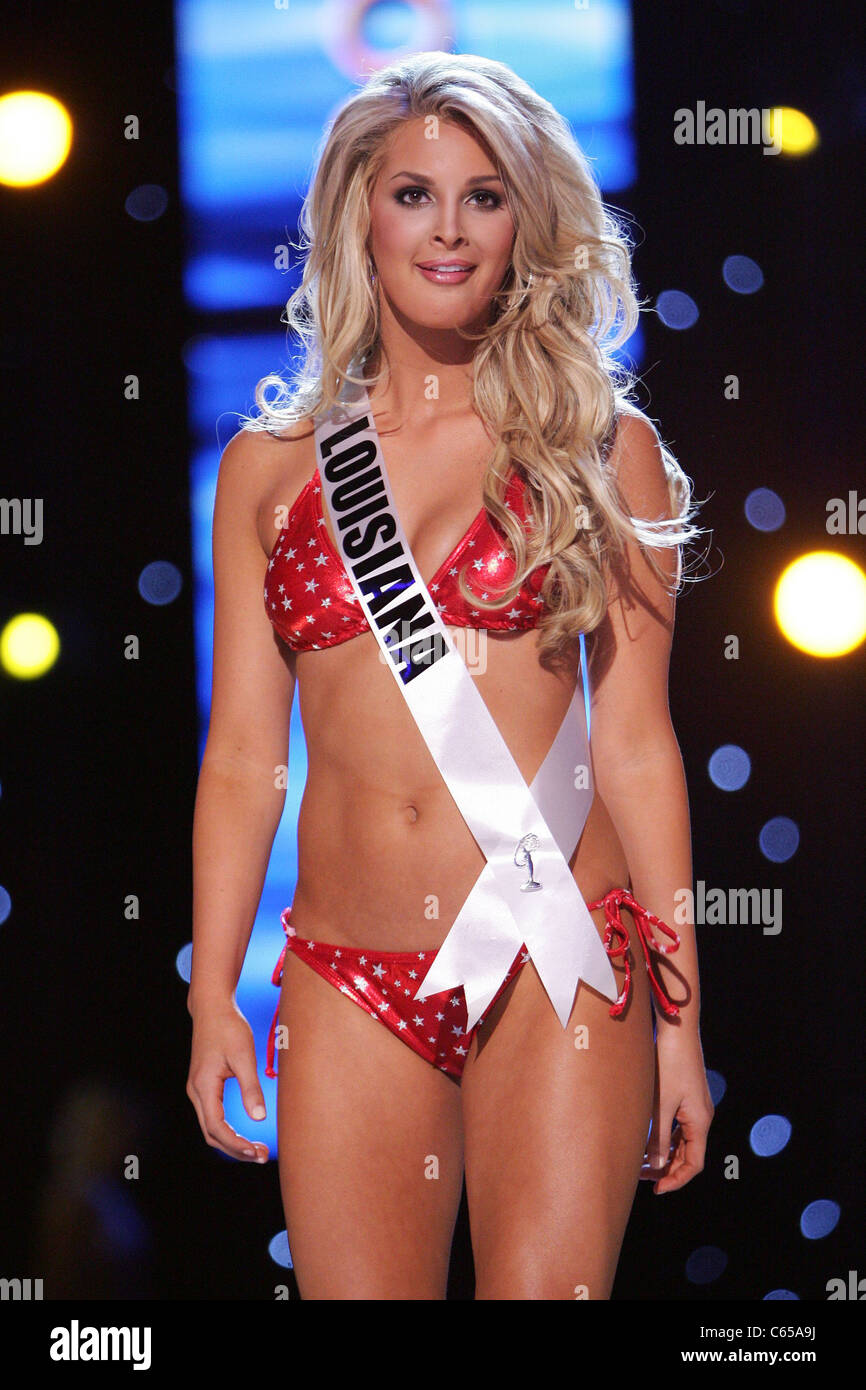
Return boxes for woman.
[186,51,713,1300]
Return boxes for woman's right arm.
[186,426,297,1163]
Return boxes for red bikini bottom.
[265,886,680,1083]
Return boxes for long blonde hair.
[240,50,705,666]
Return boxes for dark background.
[1,0,863,1303]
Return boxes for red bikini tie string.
[586,887,681,1018]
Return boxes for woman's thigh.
[276,948,465,1299]
[461,920,655,1300]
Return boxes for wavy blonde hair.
[240,50,705,667]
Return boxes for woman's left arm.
[587,413,714,1195]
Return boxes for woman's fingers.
[233,1050,269,1127]
[187,1009,271,1162]
[653,1116,708,1194]
[639,1122,678,1181]
[187,1066,269,1162]
[647,1070,678,1170]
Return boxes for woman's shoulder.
[218,415,316,478]
[215,417,319,546]
[225,413,316,451]
[602,406,672,516]
[605,400,661,448]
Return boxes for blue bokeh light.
[750,1113,792,1156]
[269,1229,293,1268]
[138,560,184,606]
[175,942,193,983]
[685,1245,728,1285]
[706,1069,727,1105]
[723,254,764,294]
[745,487,786,532]
[759,816,800,863]
[800,1199,840,1240]
[708,744,751,791]
[125,184,170,222]
[655,289,699,330]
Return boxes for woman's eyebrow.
[388,170,504,185]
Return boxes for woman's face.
[367,117,516,333]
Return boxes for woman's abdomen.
[287,628,630,949]
[291,772,489,948]
[290,760,631,952]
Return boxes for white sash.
[314,385,617,1029]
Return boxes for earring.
[369,261,377,287]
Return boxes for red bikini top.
[264,466,550,652]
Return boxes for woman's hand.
[640,1027,714,1194]
[186,999,270,1162]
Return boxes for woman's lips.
[416,264,476,284]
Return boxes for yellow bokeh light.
[0,90,72,187]
[774,552,866,657]
[766,106,819,156]
[0,613,61,678]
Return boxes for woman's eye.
[394,186,429,205]
[471,190,501,208]
[394,187,501,208]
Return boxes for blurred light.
[0,613,60,679]
[759,816,799,863]
[774,552,866,657]
[655,290,699,330]
[706,1069,727,1105]
[125,183,169,222]
[745,487,785,532]
[86,1179,150,1255]
[685,1245,728,1285]
[708,744,751,791]
[800,1199,840,1240]
[764,1289,800,1300]
[611,320,644,373]
[723,254,764,294]
[766,106,819,156]
[750,1113,792,1156]
[138,561,183,605]
[0,886,11,926]
[0,90,72,186]
[184,253,290,312]
[175,943,193,983]
[268,1229,293,1268]
[362,0,418,47]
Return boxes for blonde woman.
[187,51,714,1300]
